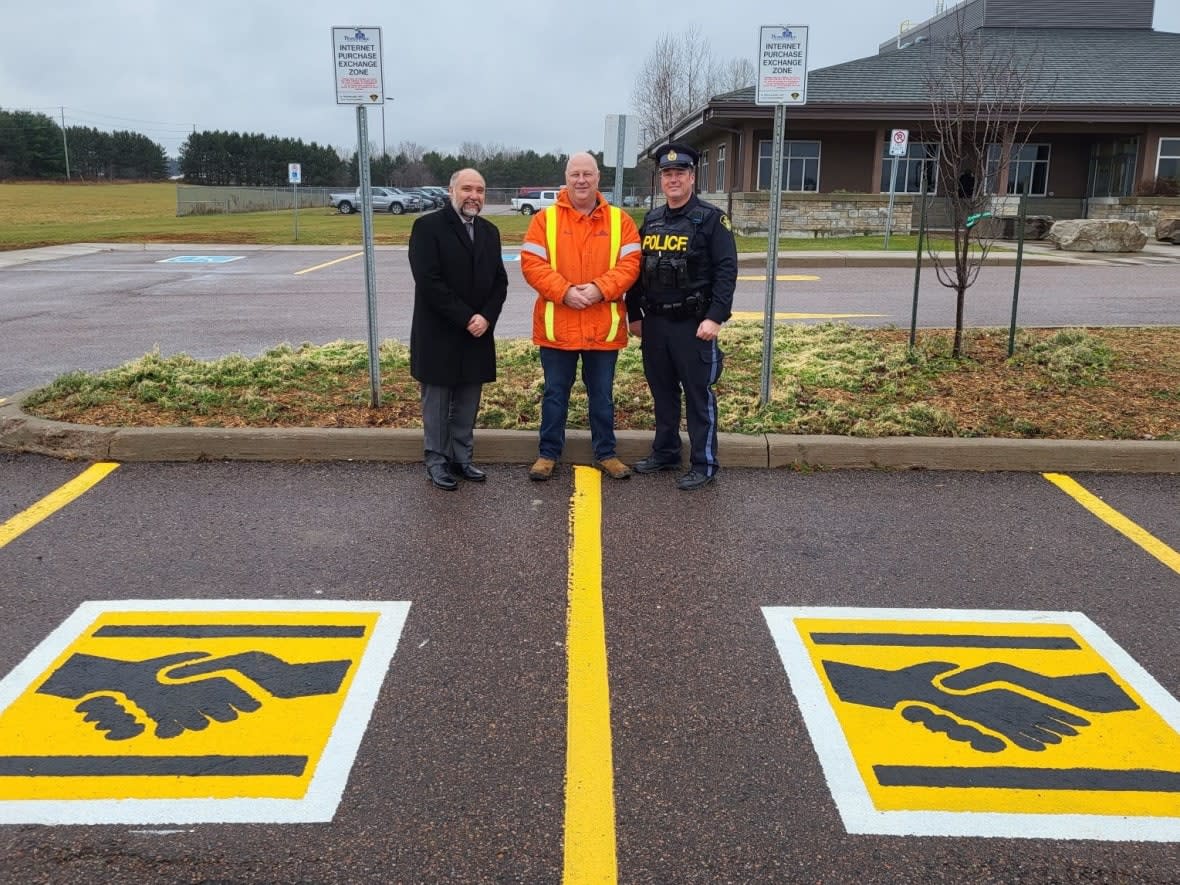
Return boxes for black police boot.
[676,469,715,491]
[634,456,681,475]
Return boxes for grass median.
[21,323,1180,441]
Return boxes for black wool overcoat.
[407,207,509,386]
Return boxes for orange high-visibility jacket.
[521,190,641,351]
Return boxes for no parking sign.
[889,128,910,157]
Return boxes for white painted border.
[156,256,244,264]
[0,599,410,825]
[761,606,1180,842]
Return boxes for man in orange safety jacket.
[520,151,641,482]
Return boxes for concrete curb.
[3,393,1178,474]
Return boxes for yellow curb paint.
[1044,473,1180,575]
[293,252,363,275]
[736,274,821,281]
[0,462,119,549]
[729,310,885,321]
[563,466,617,885]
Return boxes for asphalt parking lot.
[2,243,1178,881]
[1,454,1178,883]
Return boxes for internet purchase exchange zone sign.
[763,607,1180,841]
[0,600,409,825]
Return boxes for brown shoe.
[596,457,632,480]
[528,457,556,481]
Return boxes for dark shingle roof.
[713,28,1180,108]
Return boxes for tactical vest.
[640,204,712,295]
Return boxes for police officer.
[626,143,737,491]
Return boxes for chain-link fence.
[176,184,655,216]
[176,185,336,216]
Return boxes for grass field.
[0,181,942,252]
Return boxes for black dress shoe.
[451,463,487,482]
[427,464,458,491]
[634,456,681,474]
[676,469,715,491]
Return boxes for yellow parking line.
[563,466,617,884]
[730,310,886,321]
[0,462,120,549]
[737,274,821,281]
[293,252,363,275]
[1044,473,1180,576]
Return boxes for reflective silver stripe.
[618,242,641,258]
[521,242,549,260]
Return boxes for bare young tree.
[631,27,754,146]
[717,57,757,94]
[921,14,1048,357]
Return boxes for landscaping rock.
[1155,217,1180,244]
[1048,219,1147,252]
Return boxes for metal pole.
[612,116,626,207]
[884,154,899,249]
[293,183,299,242]
[356,106,381,407]
[60,106,70,181]
[1008,189,1028,357]
[759,103,786,407]
[909,163,929,350]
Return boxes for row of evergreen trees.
[1,108,648,189]
[0,109,167,180]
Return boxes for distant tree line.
[2,110,652,190]
[179,130,344,186]
[0,109,166,181]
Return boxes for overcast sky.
[4,1,1179,160]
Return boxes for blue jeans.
[538,347,619,461]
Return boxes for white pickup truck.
[329,187,421,215]
[510,189,560,215]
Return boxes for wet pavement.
[0,454,1178,882]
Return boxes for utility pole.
[60,106,71,181]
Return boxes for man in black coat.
[408,168,508,491]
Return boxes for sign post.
[756,25,809,407]
[332,26,385,407]
[603,114,638,207]
[884,128,908,250]
[288,162,302,242]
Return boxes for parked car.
[511,189,560,215]
[328,187,421,215]
[424,186,449,206]
[383,187,424,212]
[407,187,445,209]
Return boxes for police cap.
[656,143,698,170]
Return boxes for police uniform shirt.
[630,193,737,326]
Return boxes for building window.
[716,143,727,192]
[986,143,1051,196]
[879,142,939,193]
[1088,138,1138,198]
[1158,138,1180,183]
[757,140,820,191]
[698,149,710,192]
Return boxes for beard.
[454,199,482,218]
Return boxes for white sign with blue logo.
[757,25,809,106]
[332,27,384,105]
